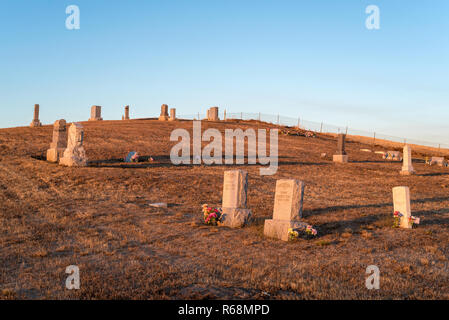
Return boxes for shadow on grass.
[87,155,330,169]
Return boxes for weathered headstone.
[208,106,219,121]
[89,105,103,121]
[46,119,67,163]
[400,145,415,175]
[124,105,130,120]
[220,170,252,228]
[169,108,176,121]
[30,104,42,127]
[159,104,169,121]
[59,123,88,167]
[264,179,305,241]
[333,133,348,163]
[429,156,446,167]
[392,186,412,229]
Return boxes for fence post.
[297,117,300,128]
[224,109,226,121]
[241,112,243,120]
[438,144,441,155]
[277,114,280,125]
[258,112,261,122]
[320,122,323,133]
[345,126,348,135]
[198,112,200,120]
[373,132,376,145]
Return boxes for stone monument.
[333,134,348,163]
[159,104,169,121]
[393,186,412,229]
[208,107,219,121]
[30,104,42,127]
[169,108,176,121]
[89,105,103,121]
[400,145,415,175]
[220,170,252,228]
[264,179,306,241]
[59,123,88,167]
[46,119,67,163]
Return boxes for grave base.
[220,208,252,228]
[88,117,103,121]
[400,169,415,176]
[46,148,65,163]
[264,219,306,241]
[333,154,348,163]
[159,116,169,121]
[30,120,42,127]
[59,148,88,167]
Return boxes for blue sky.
[0,1,448,144]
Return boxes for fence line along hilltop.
[177,111,449,157]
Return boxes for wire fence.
[178,111,449,152]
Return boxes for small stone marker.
[392,186,412,229]
[429,156,446,167]
[400,145,415,175]
[59,123,88,167]
[46,119,67,163]
[124,105,130,120]
[30,104,42,127]
[159,104,169,121]
[208,106,219,121]
[169,108,176,121]
[89,105,103,121]
[333,133,348,163]
[149,202,168,208]
[264,179,305,241]
[220,170,252,228]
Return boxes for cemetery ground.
[0,119,448,300]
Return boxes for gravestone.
[333,133,348,163]
[124,105,130,120]
[208,107,219,121]
[30,104,42,127]
[159,104,169,121]
[169,108,176,121]
[430,156,446,167]
[59,123,88,167]
[264,179,305,241]
[220,170,252,228]
[392,186,412,229]
[400,145,415,175]
[89,105,103,121]
[46,119,67,163]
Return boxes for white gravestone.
[59,123,88,167]
[400,145,415,175]
[264,179,306,241]
[220,170,252,228]
[393,186,412,229]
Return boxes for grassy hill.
[0,119,448,299]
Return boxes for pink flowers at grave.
[202,204,223,226]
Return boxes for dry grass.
[0,119,448,300]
